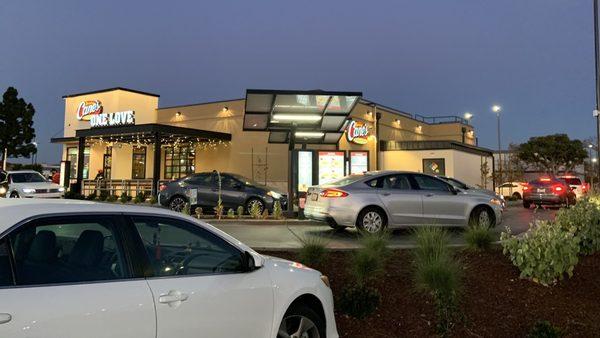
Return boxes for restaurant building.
[51,87,494,203]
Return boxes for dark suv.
[158,172,287,213]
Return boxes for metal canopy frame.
[244,89,362,144]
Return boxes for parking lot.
[212,202,558,250]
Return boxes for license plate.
[311,193,318,201]
[537,188,545,193]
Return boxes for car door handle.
[0,313,11,324]
[159,290,189,308]
[425,193,434,197]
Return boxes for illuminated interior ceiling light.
[295,131,324,138]
[366,111,373,116]
[395,118,401,124]
[176,111,182,117]
[223,106,229,112]
[271,114,322,122]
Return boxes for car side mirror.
[241,251,257,272]
[449,186,459,195]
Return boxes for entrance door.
[377,174,424,225]
[0,215,155,338]
[130,216,274,338]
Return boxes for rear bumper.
[304,204,356,227]
[523,193,564,205]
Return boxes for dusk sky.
[0,0,595,163]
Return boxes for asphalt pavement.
[211,202,558,250]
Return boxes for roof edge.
[62,87,160,99]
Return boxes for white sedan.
[0,199,336,338]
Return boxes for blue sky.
[0,0,595,163]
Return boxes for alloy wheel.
[277,315,320,338]
[362,211,383,233]
[247,199,264,213]
[478,209,491,228]
[169,197,186,212]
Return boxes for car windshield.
[10,172,47,183]
[442,177,469,190]
[562,177,582,185]
[325,175,365,187]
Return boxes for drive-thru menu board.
[297,151,313,192]
[318,151,345,184]
[350,151,368,174]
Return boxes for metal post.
[496,112,502,184]
[152,132,161,196]
[287,130,296,217]
[595,0,600,180]
[375,106,381,171]
[75,137,85,194]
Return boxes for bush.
[555,196,600,255]
[527,320,563,338]
[107,195,118,203]
[214,200,224,219]
[297,235,328,268]
[412,227,462,336]
[86,192,97,201]
[148,195,157,205]
[119,193,129,204]
[227,208,235,218]
[236,205,244,218]
[133,193,145,204]
[500,221,580,286]
[338,284,380,319]
[464,225,494,251]
[273,200,284,219]
[250,202,262,219]
[195,206,204,218]
[361,231,391,260]
[64,191,85,200]
[182,203,191,215]
[98,190,109,201]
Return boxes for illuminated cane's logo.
[346,120,369,144]
[76,100,103,120]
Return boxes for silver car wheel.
[478,209,491,228]
[247,198,265,213]
[277,315,320,338]
[169,197,186,212]
[363,211,383,233]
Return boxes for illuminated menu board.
[350,151,368,174]
[297,151,313,192]
[318,151,345,184]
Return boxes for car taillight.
[552,185,564,193]
[319,188,348,198]
[159,184,167,191]
[522,185,529,191]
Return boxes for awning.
[244,89,362,144]
[51,123,231,144]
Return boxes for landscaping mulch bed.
[260,248,600,337]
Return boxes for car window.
[0,239,13,287]
[186,173,213,186]
[10,172,47,183]
[8,216,128,286]
[0,172,6,182]
[384,175,412,190]
[413,175,451,192]
[131,216,244,277]
[365,178,383,188]
[220,176,241,189]
[563,178,582,185]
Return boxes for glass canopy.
[244,89,362,144]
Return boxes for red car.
[522,176,576,209]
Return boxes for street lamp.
[463,112,473,123]
[492,105,502,185]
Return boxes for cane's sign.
[76,100,135,128]
[76,100,103,121]
[346,120,369,145]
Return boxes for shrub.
[361,231,391,260]
[297,235,328,268]
[64,191,85,200]
[236,205,244,218]
[227,208,235,218]
[133,193,145,204]
[148,195,157,205]
[214,200,224,219]
[98,191,109,201]
[337,284,380,319]
[412,227,462,336]
[464,225,494,251]
[500,221,580,286]
[195,206,204,219]
[86,192,97,201]
[273,200,284,219]
[119,193,129,204]
[555,196,600,255]
[106,195,118,202]
[250,201,262,219]
[261,208,269,219]
[182,203,191,215]
[527,320,564,338]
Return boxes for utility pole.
[594,0,600,182]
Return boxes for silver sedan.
[304,171,503,233]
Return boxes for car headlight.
[490,198,502,206]
[22,188,36,194]
[0,187,6,195]
[58,187,65,192]
[267,191,282,199]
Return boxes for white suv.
[557,175,588,199]
[0,200,337,338]
[0,170,64,198]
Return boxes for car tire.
[277,304,325,338]
[523,200,531,209]
[356,207,387,234]
[246,197,265,214]
[9,191,19,198]
[512,192,522,200]
[469,205,495,228]
[169,195,188,212]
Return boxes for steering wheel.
[212,255,239,273]
[177,253,209,275]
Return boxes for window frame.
[411,174,453,193]
[0,213,141,289]
[382,174,416,190]
[164,146,196,180]
[131,146,147,179]
[124,214,247,280]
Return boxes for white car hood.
[12,182,62,189]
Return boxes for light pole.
[31,142,38,165]
[492,105,502,184]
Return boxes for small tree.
[0,87,37,169]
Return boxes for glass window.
[131,216,244,276]
[132,147,147,179]
[164,146,196,179]
[0,172,6,182]
[67,147,90,179]
[8,216,128,286]
[413,175,451,192]
[220,175,241,189]
[384,175,412,190]
[0,239,13,287]
[563,177,582,185]
[423,158,446,176]
[186,173,213,186]
[365,178,383,188]
[103,146,112,180]
[10,172,46,183]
